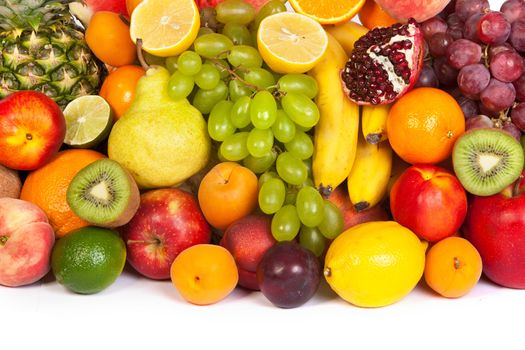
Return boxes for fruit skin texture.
[463,173,525,289]
[20,149,105,238]
[198,162,258,230]
[424,236,482,298]
[120,188,211,280]
[0,91,65,171]
[0,165,21,199]
[220,214,276,290]
[99,65,145,120]
[0,198,55,287]
[374,0,451,22]
[390,165,467,242]
[170,244,238,305]
[324,221,426,308]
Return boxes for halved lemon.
[257,12,328,74]
[129,0,200,57]
[289,0,367,25]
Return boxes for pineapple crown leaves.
[0,0,79,31]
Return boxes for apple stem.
[135,38,151,71]
[512,175,524,197]
[0,235,8,246]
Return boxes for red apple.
[0,198,55,287]
[390,164,467,242]
[220,214,276,290]
[463,173,525,289]
[328,185,389,231]
[69,0,128,25]
[0,91,65,171]
[374,0,451,22]
[120,188,211,280]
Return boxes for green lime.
[51,226,126,294]
[63,95,113,148]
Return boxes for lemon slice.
[63,95,113,148]
[129,0,200,57]
[257,12,328,74]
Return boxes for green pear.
[108,66,210,189]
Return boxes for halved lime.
[63,95,113,148]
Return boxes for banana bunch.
[361,104,391,144]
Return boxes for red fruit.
[463,173,525,289]
[374,0,451,22]
[83,0,128,15]
[341,19,424,105]
[0,91,65,171]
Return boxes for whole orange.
[358,0,398,29]
[99,65,145,120]
[85,11,136,67]
[387,87,465,165]
[424,236,482,298]
[20,149,105,238]
[198,162,258,230]
[170,244,238,305]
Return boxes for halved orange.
[289,0,366,25]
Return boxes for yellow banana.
[310,33,359,197]
[347,134,393,211]
[361,103,391,144]
[324,21,369,56]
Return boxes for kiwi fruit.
[452,128,524,196]
[67,159,140,227]
[0,164,21,199]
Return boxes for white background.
[2,0,520,349]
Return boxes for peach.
[374,0,451,22]
[0,198,55,287]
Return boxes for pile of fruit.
[2,0,525,309]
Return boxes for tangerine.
[358,0,398,29]
[99,65,145,120]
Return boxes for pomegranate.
[341,19,424,105]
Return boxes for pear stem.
[136,38,151,71]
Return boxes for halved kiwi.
[67,159,140,227]
[452,128,524,196]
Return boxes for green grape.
[227,45,263,68]
[303,158,312,176]
[221,23,254,46]
[285,131,314,160]
[216,0,256,25]
[247,128,273,157]
[167,71,194,100]
[243,150,276,174]
[165,56,178,73]
[198,27,215,37]
[276,152,307,185]
[258,170,279,189]
[259,177,286,214]
[278,74,319,99]
[299,226,327,257]
[296,186,325,228]
[219,132,249,161]
[272,110,296,143]
[281,93,320,128]
[318,200,344,240]
[244,68,276,90]
[192,81,229,114]
[271,204,301,241]
[296,124,312,132]
[230,96,252,128]
[218,148,228,162]
[252,0,287,31]
[229,79,253,102]
[177,51,202,76]
[194,33,234,59]
[205,59,230,79]
[194,63,221,90]
[284,185,299,205]
[250,90,277,129]
[208,101,235,141]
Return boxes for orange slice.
[289,0,367,25]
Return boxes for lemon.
[257,12,328,74]
[324,221,426,308]
[129,0,200,57]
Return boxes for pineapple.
[0,0,105,108]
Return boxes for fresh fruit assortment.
[2,0,525,310]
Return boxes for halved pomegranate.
[341,19,425,105]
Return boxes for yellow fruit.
[324,221,426,308]
[289,0,366,25]
[257,12,328,74]
[129,0,200,57]
[324,21,369,55]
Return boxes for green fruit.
[51,227,126,294]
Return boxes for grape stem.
[208,57,262,93]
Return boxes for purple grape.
[477,11,511,45]
[511,103,525,131]
[447,87,463,100]
[457,63,491,96]
[488,43,515,60]
[457,95,480,118]
[256,241,320,308]
[490,50,525,82]
[455,0,490,21]
[421,16,448,40]
[415,64,439,88]
[479,103,501,118]
[480,78,517,113]
[447,13,465,40]
[502,121,522,141]
[463,13,482,42]
[514,73,525,101]
[510,19,525,52]
[501,0,525,23]
[434,56,459,86]
[446,39,483,69]
[466,115,494,130]
[428,32,454,57]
